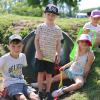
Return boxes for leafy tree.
[59,0,81,16]
[27,0,81,17]
[0,0,14,13]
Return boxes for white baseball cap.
[77,34,92,46]
[91,10,100,18]
[9,34,22,43]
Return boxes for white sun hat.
[77,34,92,46]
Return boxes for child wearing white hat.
[0,34,39,100]
[51,34,95,98]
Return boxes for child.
[51,34,95,98]
[83,9,100,46]
[0,34,38,100]
[35,4,63,100]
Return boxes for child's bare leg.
[38,72,45,92]
[28,92,39,100]
[42,72,67,86]
[15,94,27,100]
[32,73,67,89]
[52,72,67,83]
[63,76,84,92]
[46,73,52,92]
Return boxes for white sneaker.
[31,83,38,88]
[52,87,66,97]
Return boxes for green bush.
[0,14,88,52]
[12,2,43,17]
[0,14,88,45]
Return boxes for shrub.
[11,2,43,17]
[0,14,88,52]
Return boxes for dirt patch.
[8,20,43,34]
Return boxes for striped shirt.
[35,23,63,62]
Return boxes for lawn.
[0,14,100,100]
[63,52,100,100]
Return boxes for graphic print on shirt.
[8,64,23,79]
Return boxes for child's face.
[91,17,100,25]
[8,42,23,56]
[45,13,57,23]
[78,40,89,50]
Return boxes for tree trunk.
[53,0,58,5]
[67,5,72,17]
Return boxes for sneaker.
[46,92,53,100]
[52,87,66,98]
[31,83,38,88]
[38,91,44,100]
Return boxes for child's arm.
[84,51,94,82]
[0,57,5,72]
[83,29,90,34]
[23,54,28,67]
[55,39,61,64]
[55,29,64,64]
[35,34,40,51]
[59,61,73,71]
[34,34,43,60]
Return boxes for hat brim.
[9,38,22,43]
[91,15,100,18]
[77,40,92,46]
[44,11,59,15]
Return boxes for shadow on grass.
[51,52,100,100]
[81,52,100,100]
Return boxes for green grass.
[63,52,100,100]
[0,14,88,32]
[0,14,88,42]
[0,14,99,100]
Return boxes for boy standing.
[0,34,38,100]
[35,4,63,100]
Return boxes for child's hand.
[36,50,43,60]
[83,29,90,34]
[59,66,65,71]
[55,54,60,65]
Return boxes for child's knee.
[38,72,44,76]
[15,94,27,100]
[76,81,84,88]
[46,73,52,77]
[28,92,39,100]
[46,74,52,80]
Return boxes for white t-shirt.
[83,22,100,39]
[0,53,27,87]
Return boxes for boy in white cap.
[0,34,38,100]
[51,34,95,98]
[35,4,63,100]
[83,9,100,46]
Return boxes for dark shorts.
[35,58,55,74]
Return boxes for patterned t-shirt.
[0,53,27,87]
[83,22,100,39]
[35,23,63,62]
